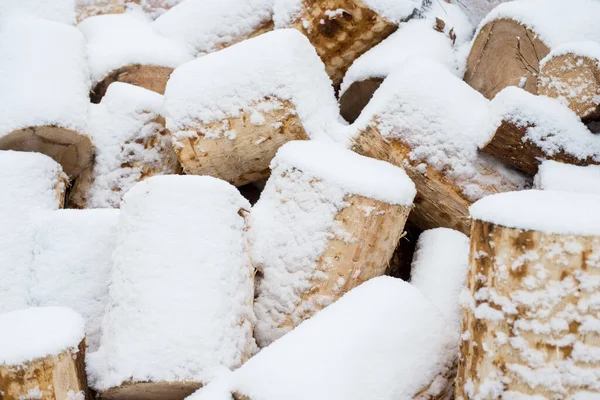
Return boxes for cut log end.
[99,381,202,400]
[0,126,93,178]
[465,19,550,99]
[339,77,384,123]
[91,65,174,104]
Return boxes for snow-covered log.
[534,160,600,195]
[456,190,600,399]
[188,277,458,400]
[76,0,184,22]
[0,0,76,25]
[87,175,255,399]
[69,83,180,209]
[538,42,600,121]
[483,87,600,175]
[351,59,529,234]
[251,140,415,347]
[273,0,420,86]
[30,209,119,352]
[0,151,67,314]
[164,29,343,186]
[0,307,88,399]
[79,13,193,103]
[0,16,93,178]
[464,0,600,99]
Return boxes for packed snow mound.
[535,161,600,195]
[0,0,76,25]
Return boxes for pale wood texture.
[291,0,397,87]
[456,220,600,399]
[339,77,384,123]
[99,381,202,400]
[172,99,310,186]
[76,0,180,22]
[482,120,600,175]
[91,65,174,104]
[0,340,88,400]
[538,53,600,121]
[0,126,93,179]
[465,19,550,99]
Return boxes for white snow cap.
[0,15,90,138]
[30,209,119,352]
[154,0,272,55]
[189,277,457,400]
[87,175,255,391]
[83,83,178,208]
[78,12,194,84]
[0,307,85,365]
[470,190,600,236]
[165,29,341,142]
[0,151,65,313]
[410,228,470,332]
[480,0,600,48]
[0,0,76,25]
[487,87,600,163]
[535,161,600,196]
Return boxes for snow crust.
[535,161,600,195]
[83,83,179,208]
[0,307,85,365]
[78,12,194,84]
[470,190,600,236]
[487,87,600,163]
[87,175,255,391]
[154,0,272,55]
[0,0,76,25]
[164,29,342,144]
[189,277,457,400]
[0,15,90,138]
[30,209,119,352]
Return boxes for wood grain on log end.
[91,65,174,104]
[99,381,202,400]
[339,77,384,123]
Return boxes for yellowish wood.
[99,381,202,400]
[91,65,174,104]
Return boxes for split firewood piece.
[0,151,67,314]
[0,0,76,24]
[0,307,88,400]
[87,175,256,399]
[483,87,600,175]
[0,16,93,179]
[538,42,600,121]
[250,140,416,347]
[165,29,343,186]
[456,190,600,399]
[30,209,119,352]
[188,277,458,400]
[534,160,600,195]
[339,4,471,122]
[350,59,529,234]
[79,13,193,103]
[273,0,421,87]
[464,0,600,99]
[69,83,180,209]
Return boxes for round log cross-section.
[91,65,174,104]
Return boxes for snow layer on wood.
[0,16,90,138]
[540,41,600,69]
[0,307,84,365]
[534,161,600,196]
[189,277,457,400]
[87,175,255,391]
[83,83,178,208]
[487,87,600,163]
[0,151,66,313]
[410,228,469,332]
[419,0,474,46]
[0,0,76,25]
[164,29,343,143]
[353,58,529,201]
[451,0,509,26]
[154,0,272,55]
[30,209,119,352]
[480,0,600,48]
[78,12,194,84]
[470,190,600,236]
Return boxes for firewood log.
[538,43,600,121]
[251,141,415,347]
[456,190,600,399]
[164,29,342,186]
[0,307,88,400]
[0,16,93,179]
[87,176,255,399]
[483,87,600,175]
[351,59,529,234]
[68,83,180,209]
